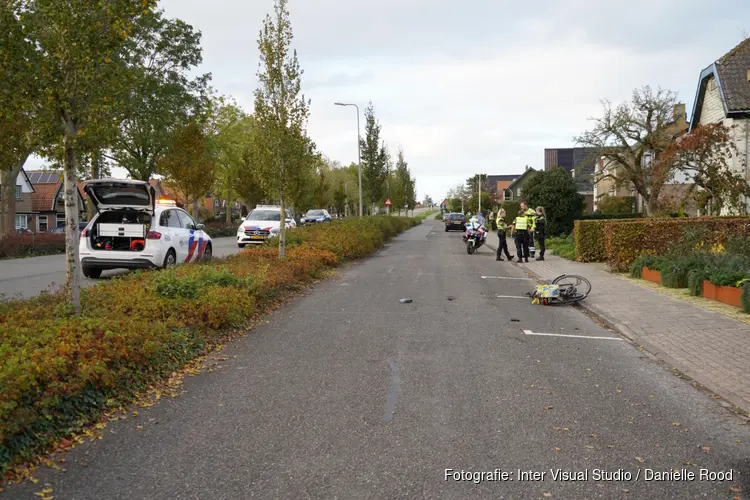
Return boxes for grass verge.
[0,216,420,477]
[545,235,576,260]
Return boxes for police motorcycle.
[462,220,488,255]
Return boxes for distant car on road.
[50,222,88,234]
[444,212,466,232]
[237,205,296,248]
[301,209,332,225]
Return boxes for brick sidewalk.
[486,240,750,414]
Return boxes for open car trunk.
[89,210,153,252]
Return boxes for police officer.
[495,209,514,261]
[534,206,547,261]
[511,201,534,263]
[523,202,536,258]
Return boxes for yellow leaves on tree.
[158,121,216,216]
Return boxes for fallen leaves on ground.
[672,422,681,427]
[635,457,645,463]
[701,446,712,452]
[544,406,554,410]
[554,447,561,452]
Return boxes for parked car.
[50,222,88,234]
[444,212,466,231]
[301,209,332,225]
[237,205,296,248]
[79,179,212,279]
[16,227,34,235]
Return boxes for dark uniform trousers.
[514,231,530,259]
[497,230,512,259]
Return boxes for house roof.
[31,183,60,211]
[507,168,537,190]
[690,38,750,130]
[26,170,62,184]
[487,174,520,182]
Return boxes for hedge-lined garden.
[0,234,66,260]
[573,217,750,270]
[0,216,420,475]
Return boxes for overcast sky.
[25,0,750,202]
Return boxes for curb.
[517,260,750,416]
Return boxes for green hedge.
[604,217,750,271]
[573,220,607,262]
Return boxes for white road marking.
[522,329,623,341]
[496,295,528,299]
[387,266,394,274]
[481,276,532,280]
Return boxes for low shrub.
[741,281,750,313]
[574,220,607,262]
[705,254,750,287]
[0,233,66,259]
[434,212,444,220]
[660,254,710,289]
[687,268,709,296]
[0,216,420,474]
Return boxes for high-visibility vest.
[525,209,536,232]
[513,214,528,231]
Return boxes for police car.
[79,179,212,279]
[237,205,296,247]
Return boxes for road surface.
[0,209,432,299]
[4,217,747,499]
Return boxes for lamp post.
[334,102,363,218]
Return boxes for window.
[15,185,22,200]
[516,188,522,197]
[176,210,196,229]
[160,209,182,228]
[56,213,65,228]
[15,214,28,229]
[38,215,48,233]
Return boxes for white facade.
[698,76,749,179]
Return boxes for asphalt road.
[5,217,747,500]
[0,209,432,300]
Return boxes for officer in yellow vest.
[495,209,514,261]
[511,200,535,263]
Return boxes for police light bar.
[157,198,177,206]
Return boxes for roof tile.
[715,38,750,112]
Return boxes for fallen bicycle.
[527,274,591,305]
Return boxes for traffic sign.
[384,198,392,206]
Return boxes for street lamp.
[334,102,363,218]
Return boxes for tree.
[107,9,209,181]
[23,0,156,314]
[360,101,389,213]
[252,0,312,258]
[159,121,216,217]
[524,167,585,236]
[206,97,249,223]
[390,147,410,215]
[660,122,750,215]
[0,2,40,237]
[574,86,684,215]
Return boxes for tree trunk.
[0,168,18,238]
[192,198,199,219]
[279,157,286,259]
[226,191,233,224]
[64,133,82,314]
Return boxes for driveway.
[3,219,747,499]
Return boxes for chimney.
[673,103,686,122]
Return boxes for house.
[592,104,691,213]
[0,169,86,232]
[27,171,87,231]
[149,178,241,220]
[544,147,598,212]
[487,174,523,203]
[688,37,750,214]
[503,167,537,202]
[0,168,35,231]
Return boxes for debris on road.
[399,298,413,303]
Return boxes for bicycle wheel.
[552,274,591,302]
